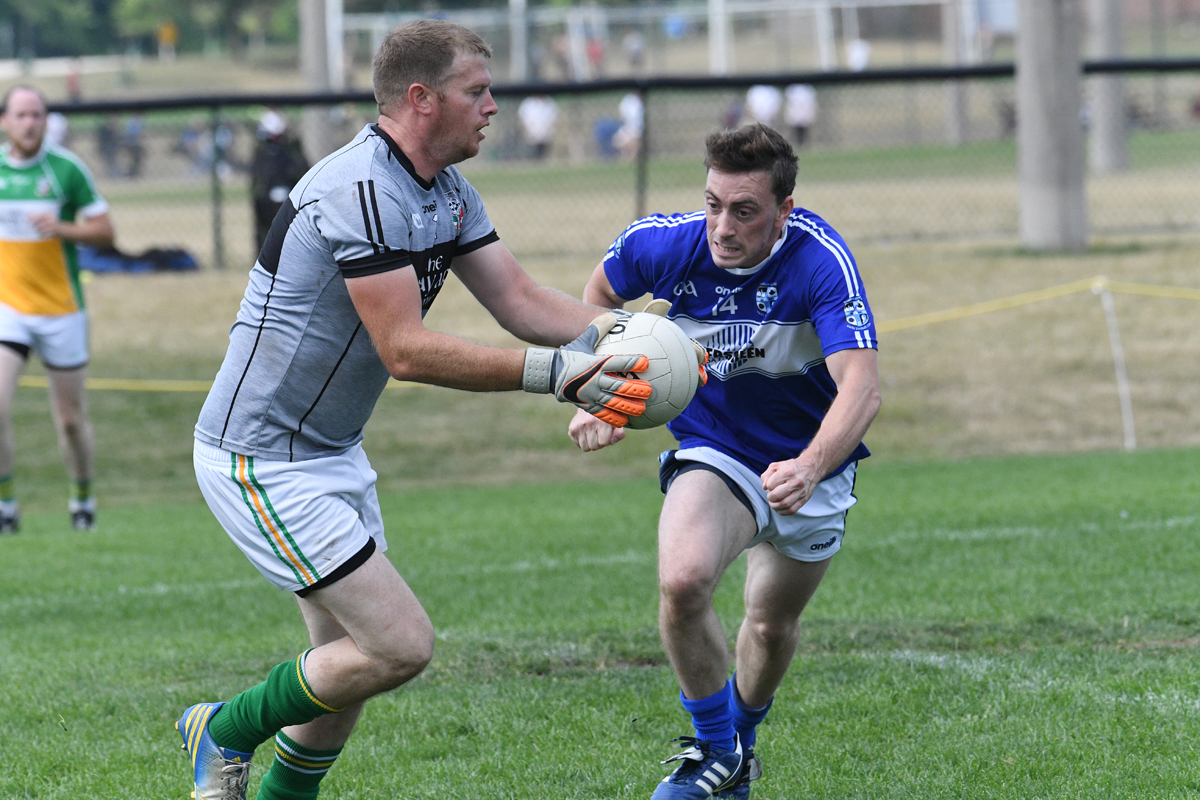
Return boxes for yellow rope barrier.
[1107,281,1200,301]
[876,278,1098,333]
[877,275,1200,333]
[12,277,1199,393]
[17,375,419,393]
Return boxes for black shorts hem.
[658,450,756,522]
[0,341,30,360]
[295,538,377,597]
[42,359,88,371]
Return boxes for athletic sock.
[680,679,736,752]
[0,475,14,502]
[255,731,342,800]
[209,650,343,754]
[729,674,773,750]
[70,479,90,502]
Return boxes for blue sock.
[730,674,773,750]
[680,680,736,751]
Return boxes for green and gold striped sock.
[255,731,342,800]
[208,650,342,754]
[0,475,14,503]
[70,479,90,502]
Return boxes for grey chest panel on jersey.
[194,124,497,462]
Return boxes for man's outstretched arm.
[346,264,651,425]
[452,241,607,346]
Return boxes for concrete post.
[300,0,340,164]
[1017,0,1088,251]
[942,0,967,146]
[708,0,731,75]
[1088,0,1128,173]
[509,0,528,83]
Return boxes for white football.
[595,312,700,429]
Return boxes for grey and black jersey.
[195,124,499,462]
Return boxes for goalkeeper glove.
[521,312,652,427]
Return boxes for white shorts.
[661,446,858,562]
[193,439,388,594]
[0,302,88,369]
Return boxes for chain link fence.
[47,62,1200,272]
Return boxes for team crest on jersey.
[445,193,464,235]
[756,283,779,314]
[35,177,51,197]
[843,296,870,329]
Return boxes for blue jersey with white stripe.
[603,208,876,477]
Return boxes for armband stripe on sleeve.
[339,251,412,278]
[453,229,499,256]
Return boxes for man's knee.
[56,416,83,439]
[659,566,719,618]
[743,612,800,652]
[370,617,434,691]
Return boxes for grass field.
[3,447,1200,798]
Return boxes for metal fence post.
[634,86,648,221]
[210,105,225,270]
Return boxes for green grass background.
[4,446,1199,798]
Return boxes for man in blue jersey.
[178,20,657,800]
[569,123,880,800]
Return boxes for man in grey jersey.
[177,20,656,800]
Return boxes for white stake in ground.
[1092,276,1136,451]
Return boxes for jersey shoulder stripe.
[606,212,704,260]
[787,210,859,297]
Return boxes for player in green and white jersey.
[0,86,115,532]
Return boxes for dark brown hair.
[372,20,492,113]
[704,123,798,204]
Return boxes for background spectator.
[518,95,558,160]
[250,110,308,254]
[785,84,818,146]
[746,84,783,128]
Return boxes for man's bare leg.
[0,346,26,480]
[733,548,829,708]
[296,548,434,710]
[657,470,758,700]
[45,365,94,485]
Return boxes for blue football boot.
[715,750,762,799]
[650,735,743,800]
[176,702,254,800]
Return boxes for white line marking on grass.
[0,553,656,612]
[861,515,1197,549]
[0,578,264,613]
[406,549,653,580]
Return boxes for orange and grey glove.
[641,298,709,387]
[521,312,652,427]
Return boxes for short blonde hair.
[372,20,492,112]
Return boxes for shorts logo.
[809,536,838,551]
[756,283,778,314]
[843,296,870,329]
[673,280,697,297]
